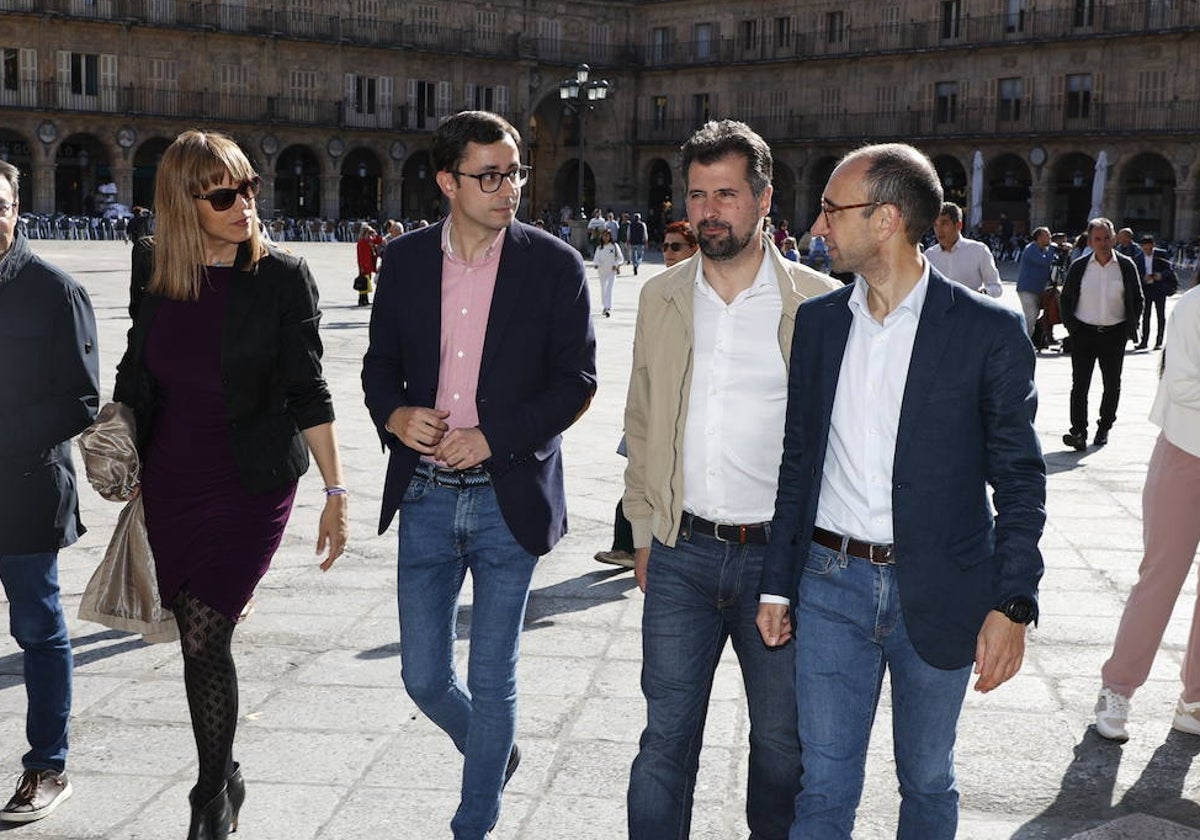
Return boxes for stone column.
[321,174,340,221]
[1174,187,1195,242]
[1029,183,1052,228]
[33,161,54,214]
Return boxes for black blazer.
[0,232,100,553]
[114,241,334,494]
[362,220,597,556]
[762,269,1046,669]
[1059,251,1144,340]
[1133,249,1177,300]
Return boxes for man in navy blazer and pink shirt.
[756,144,1045,839]
[362,111,596,840]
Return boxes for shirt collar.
[441,218,506,267]
[693,248,775,302]
[848,258,930,325]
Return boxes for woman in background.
[593,227,623,317]
[114,130,348,839]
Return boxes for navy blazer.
[1133,249,1176,300]
[761,268,1046,669]
[361,220,597,557]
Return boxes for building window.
[997,77,1022,121]
[650,27,670,65]
[1,49,17,92]
[692,92,712,126]
[820,87,840,120]
[876,84,898,117]
[355,0,379,16]
[57,50,116,110]
[70,52,100,96]
[407,79,449,130]
[935,81,958,124]
[740,19,758,52]
[353,75,377,115]
[652,95,668,129]
[1066,73,1092,118]
[1005,0,1025,33]
[735,90,754,122]
[413,4,437,36]
[774,16,791,49]
[465,83,508,116]
[940,1,961,40]
[693,23,713,59]
[217,63,247,94]
[1073,0,1094,28]
[881,5,901,37]
[477,10,499,51]
[589,24,611,63]
[220,0,247,31]
[538,18,562,60]
[826,11,845,43]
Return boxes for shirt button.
[461,307,468,315]
[457,350,464,358]
[453,393,460,401]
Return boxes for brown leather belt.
[813,527,895,565]
[682,511,769,545]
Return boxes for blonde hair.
[149,130,267,300]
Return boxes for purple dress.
[141,267,296,621]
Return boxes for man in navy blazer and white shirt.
[362,111,596,839]
[756,144,1045,839]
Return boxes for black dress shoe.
[1062,432,1088,451]
[1093,429,1109,446]
[226,764,244,834]
[1135,342,1148,350]
[187,786,231,840]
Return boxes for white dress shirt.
[816,264,930,543]
[1149,286,1200,458]
[682,254,787,524]
[1074,254,1126,326]
[925,235,1002,297]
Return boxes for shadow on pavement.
[1013,727,1200,838]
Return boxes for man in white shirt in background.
[622,119,837,840]
[925,201,1003,298]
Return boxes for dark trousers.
[1141,294,1167,347]
[611,500,634,553]
[1068,322,1129,437]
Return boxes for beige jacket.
[623,239,840,549]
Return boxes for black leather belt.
[1075,320,1125,334]
[682,511,769,545]
[813,527,895,565]
[414,462,491,488]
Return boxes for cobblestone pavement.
[1,241,1197,839]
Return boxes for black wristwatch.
[997,596,1037,626]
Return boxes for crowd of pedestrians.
[2,107,1198,840]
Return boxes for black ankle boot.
[226,764,244,833]
[187,786,231,840]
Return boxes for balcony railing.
[638,0,1200,68]
[0,0,625,67]
[633,100,1200,145]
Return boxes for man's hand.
[386,407,450,454]
[633,547,651,593]
[756,602,793,647]
[973,610,1027,693]
[433,427,492,470]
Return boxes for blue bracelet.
[324,485,348,497]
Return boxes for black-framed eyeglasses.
[663,241,692,252]
[450,165,531,193]
[820,198,882,226]
[193,176,262,211]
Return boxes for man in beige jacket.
[623,120,837,840]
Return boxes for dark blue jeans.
[791,541,971,840]
[628,531,801,840]
[0,552,72,773]
[396,476,537,840]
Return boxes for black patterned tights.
[172,590,238,803]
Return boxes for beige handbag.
[76,403,178,643]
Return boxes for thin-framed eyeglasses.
[193,176,262,211]
[820,198,882,227]
[0,201,14,217]
[451,165,531,193]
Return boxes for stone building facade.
[1,0,1197,239]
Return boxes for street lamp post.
[559,64,611,217]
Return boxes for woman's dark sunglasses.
[193,176,262,211]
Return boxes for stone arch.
[132,137,172,209]
[1117,151,1176,239]
[646,158,672,239]
[55,132,110,215]
[932,154,968,211]
[1050,151,1096,235]
[983,153,1031,235]
[275,144,322,217]
[401,151,441,222]
[340,147,384,220]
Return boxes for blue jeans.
[396,476,537,840]
[791,541,971,840]
[628,531,801,840]
[0,552,72,773]
[631,244,645,270]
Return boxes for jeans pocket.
[402,474,431,504]
[804,543,838,576]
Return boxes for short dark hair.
[680,120,772,198]
[938,202,962,226]
[1087,217,1115,237]
[0,160,19,200]
[839,144,943,245]
[430,110,521,174]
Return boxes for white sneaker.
[1094,687,1130,741]
[1171,698,1200,736]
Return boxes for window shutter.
[406,78,417,128]
[464,81,475,110]
[437,80,451,118]
[495,84,508,116]
[19,48,35,106]
[379,75,393,127]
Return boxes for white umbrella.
[969,150,984,230]
[1089,151,1108,220]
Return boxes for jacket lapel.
[894,270,956,462]
[478,223,528,382]
[819,289,853,430]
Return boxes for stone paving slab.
[0,241,1196,838]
